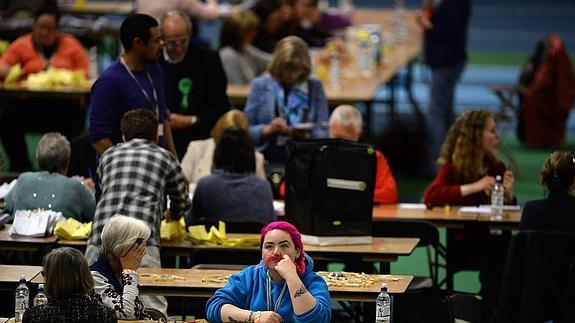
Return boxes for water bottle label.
[376,305,391,317]
[15,298,28,310]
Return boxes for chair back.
[373,219,446,287]
[495,230,575,323]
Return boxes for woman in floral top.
[89,215,152,320]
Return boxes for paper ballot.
[10,209,64,237]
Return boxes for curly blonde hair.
[438,109,502,183]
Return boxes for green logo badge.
[178,78,193,113]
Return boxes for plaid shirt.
[88,139,189,248]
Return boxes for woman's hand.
[257,311,282,323]
[262,118,288,137]
[503,170,515,200]
[475,175,496,193]
[120,241,146,271]
[73,175,96,193]
[275,254,298,280]
[415,9,433,31]
[460,175,495,197]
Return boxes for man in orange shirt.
[329,105,399,204]
[0,2,89,171]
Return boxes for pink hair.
[260,221,306,275]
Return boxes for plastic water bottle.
[88,46,99,80]
[394,0,407,41]
[328,50,341,90]
[376,282,391,323]
[33,284,48,306]
[491,175,504,218]
[357,31,374,78]
[14,275,29,322]
[338,0,354,15]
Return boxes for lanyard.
[34,39,55,70]
[120,57,159,117]
[266,270,288,312]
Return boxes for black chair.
[372,219,446,289]
[494,230,575,323]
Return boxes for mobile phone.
[135,238,144,246]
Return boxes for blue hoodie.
[206,254,331,323]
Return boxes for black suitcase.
[285,139,376,245]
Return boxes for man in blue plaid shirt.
[86,108,190,315]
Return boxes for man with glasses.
[159,10,229,159]
[0,2,89,171]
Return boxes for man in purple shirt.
[89,14,176,157]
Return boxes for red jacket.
[522,33,575,148]
[423,161,508,207]
[374,149,398,204]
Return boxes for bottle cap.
[38,284,44,292]
[381,282,388,292]
[19,275,26,283]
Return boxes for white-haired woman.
[5,132,95,222]
[89,215,152,320]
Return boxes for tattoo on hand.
[294,285,308,298]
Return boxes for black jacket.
[160,44,230,158]
[495,231,575,323]
[423,0,471,68]
[520,192,575,233]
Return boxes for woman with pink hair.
[206,221,331,323]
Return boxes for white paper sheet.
[0,179,17,199]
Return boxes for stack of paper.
[54,218,92,240]
[459,205,521,214]
[10,209,64,237]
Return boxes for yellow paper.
[160,219,185,241]
[25,67,87,88]
[4,64,22,85]
[54,218,91,240]
[186,221,260,246]
[188,224,209,240]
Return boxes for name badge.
[158,124,164,137]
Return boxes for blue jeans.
[425,61,466,172]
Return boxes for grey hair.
[160,10,193,34]
[36,132,71,173]
[329,105,363,134]
[99,214,151,261]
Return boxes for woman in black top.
[520,151,575,233]
[23,247,116,323]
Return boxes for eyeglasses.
[163,37,189,50]
[34,24,57,33]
